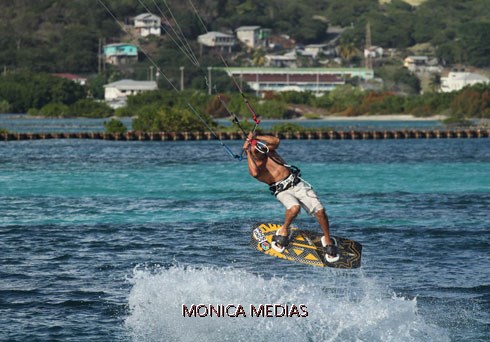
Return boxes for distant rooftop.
[236,26,261,31]
[104,79,158,90]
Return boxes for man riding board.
[243,132,339,262]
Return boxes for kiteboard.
[250,223,362,269]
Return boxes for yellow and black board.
[250,223,362,269]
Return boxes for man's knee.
[315,208,328,219]
[287,205,301,217]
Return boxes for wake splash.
[124,265,448,342]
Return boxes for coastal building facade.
[104,79,158,108]
[223,67,374,95]
[104,43,138,65]
[133,13,161,37]
[440,71,490,92]
[197,31,236,52]
[236,26,271,49]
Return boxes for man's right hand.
[243,132,255,150]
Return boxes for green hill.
[1,0,490,75]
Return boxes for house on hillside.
[302,44,329,59]
[268,34,296,51]
[364,46,384,59]
[404,56,429,71]
[440,71,490,92]
[404,55,442,75]
[104,79,158,108]
[52,73,87,86]
[197,31,236,53]
[134,13,161,37]
[104,43,138,65]
[265,52,297,68]
[236,26,271,49]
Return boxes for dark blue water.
[217,118,445,132]
[1,138,489,341]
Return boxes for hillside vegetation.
[1,0,490,74]
[1,0,490,128]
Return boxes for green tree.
[0,72,85,112]
[255,100,288,119]
[327,85,364,115]
[132,105,214,132]
[271,122,305,133]
[459,22,490,67]
[252,49,266,66]
[325,0,377,27]
[449,84,490,119]
[87,74,108,100]
[69,99,114,118]
[376,65,421,94]
[38,103,70,117]
[338,41,361,64]
[0,99,12,113]
[279,91,314,105]
[104,118,127,133]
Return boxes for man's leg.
[278,205,300,237]
[315,208,333,245]
[315,208,339,258]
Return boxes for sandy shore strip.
[316,114,446,121]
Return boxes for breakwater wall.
[1,129,489,141]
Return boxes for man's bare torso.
[250,150,291,185]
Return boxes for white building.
[303,44,328,58]
[265,52,297,68]
[236,26,270,49]
[440,71,490,92]
[223,67,374,95]
[364,46,384,59]
[197,31,235,52]
[104,79,158,108]
[134,13,161,37]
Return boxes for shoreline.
[2,113,445,121]
[305,114,446,122]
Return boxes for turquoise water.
[1,138,489,341]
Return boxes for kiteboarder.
[243,132,338,260]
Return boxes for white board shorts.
[276,180,324,215]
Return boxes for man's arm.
[245,148,262,178]
[243,132,267,178]
[255,134,280,151]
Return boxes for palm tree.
[338,42,360,64]
[253,49,266,66]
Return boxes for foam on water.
[125,265,448,342]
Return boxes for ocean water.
[0,138,489,341]
[0,113,444,133]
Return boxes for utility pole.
[207,66,212,95]
[98,38,102,75]
[180,66,185,91]
[365,22,373,70]
[102,38,106,73]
